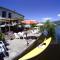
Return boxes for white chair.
[34,32,41,37]
[30,29,40,38]
[14,33,20,39]
[18,32,24,39]
[31,30,38,34]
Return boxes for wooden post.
[9,18,11,32]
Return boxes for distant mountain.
[53,20,60,25]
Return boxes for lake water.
[55,25,60,43]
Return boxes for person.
[24,29,29,46]
[43,30,48,38]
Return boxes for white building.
[0,7,24,19]
[0,7,24,32]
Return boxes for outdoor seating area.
[0,19,44,60]
[0,1,59,59]
[5,29,41,40]
[3,28,42,60]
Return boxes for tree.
[44,20,56,43]
[19,17,24,22]
[31,24,37,28]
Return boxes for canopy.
[21,20,38,24]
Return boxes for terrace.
[0,19,43,60]
[0,20,55,60]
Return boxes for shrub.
[0,32,5,41]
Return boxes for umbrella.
[0,25,6,27]
[24,24,31,28]
[37,23,44,26]
[21,20,38,24]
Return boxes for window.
[8,13,11,18]
[2,11,6,17]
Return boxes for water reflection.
[55,25,60,43]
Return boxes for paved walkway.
[4,39,35,60]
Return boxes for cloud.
[41,17,52,22]
[57,14,60,17]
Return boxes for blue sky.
[0,0,60,22]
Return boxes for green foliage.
[19,17,24,21]
[18,17,24,26]
[44,20,55,40]
[31,24,37,28]
[39,26,44,32]
[0,32,5,41]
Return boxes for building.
[0,7,24,32]
[0,7,24,19]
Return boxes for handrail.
[19,37,51,60]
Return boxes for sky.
[0,0,60,22]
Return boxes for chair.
[18,32,24,39]
[13,33,20,39]
[30,30,40,39]
[23,31,31,39]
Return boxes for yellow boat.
[19,37,51,60]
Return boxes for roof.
[0,7,24,17]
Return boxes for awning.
[21,20,38,24]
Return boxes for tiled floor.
[4,39,35,60]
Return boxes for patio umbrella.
[24,24,31,28]
[37,23,44,26]
[0,25,6,27]
[21,20,38,24]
